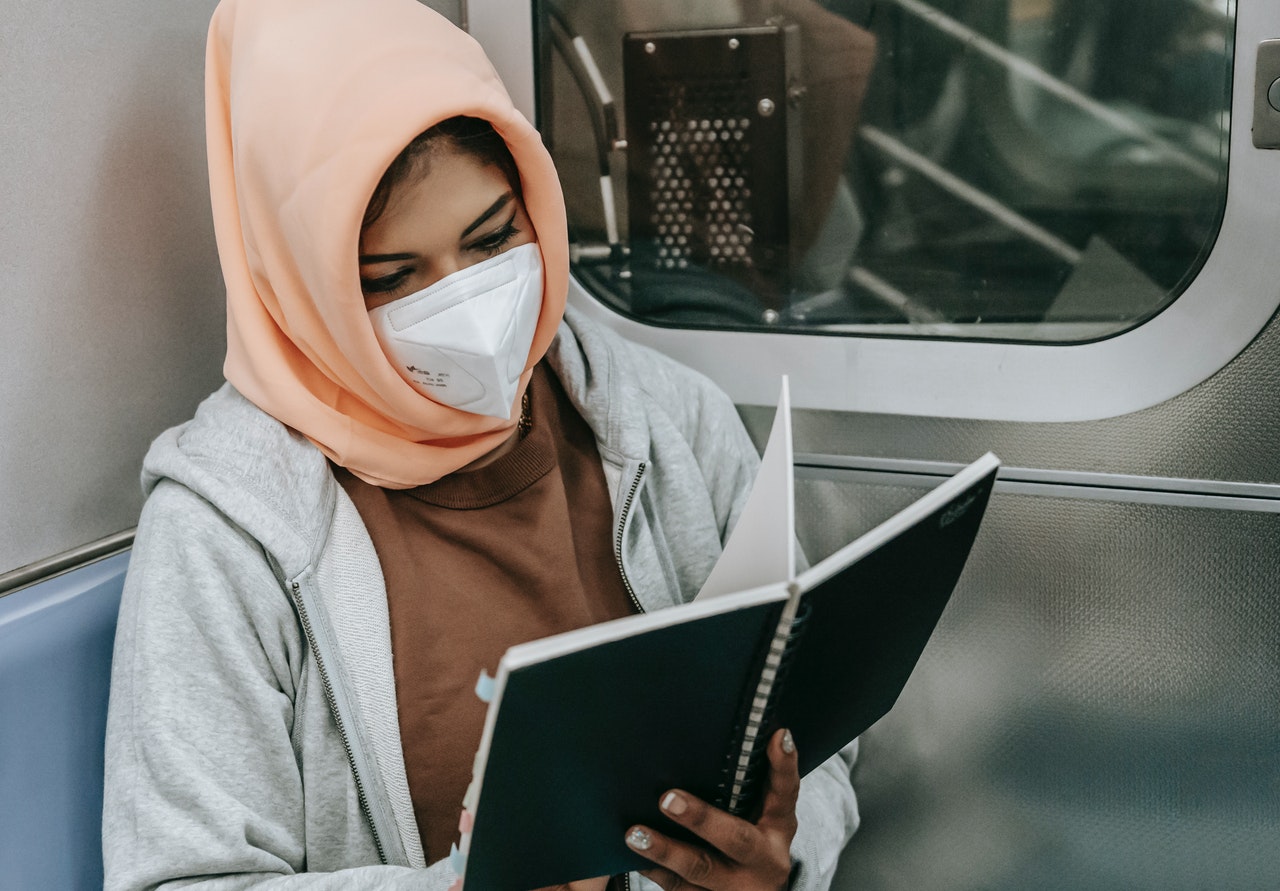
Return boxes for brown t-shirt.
[334,362,636,863]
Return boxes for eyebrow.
[460,192,514,239]
[358,251,416,264]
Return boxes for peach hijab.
[206,0,569,487]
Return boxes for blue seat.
[0,551,129,891]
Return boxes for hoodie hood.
[206,0,569,487]
[140,306,651,583]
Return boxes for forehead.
[363,146,512,246]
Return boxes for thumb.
[757,728,801,832]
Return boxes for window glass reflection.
[538,0,1233,341]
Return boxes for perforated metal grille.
[646,90,755,273]
[623,26,796,311]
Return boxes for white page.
[695,377,795,600]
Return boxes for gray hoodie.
[103,306,859,891]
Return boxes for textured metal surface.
[792,478,1280,890]
[743,307,1280,485]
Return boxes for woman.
[102,0,858,889]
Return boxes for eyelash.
[361,269,411,295]
[359,216,522,296]
[469,216,521,257]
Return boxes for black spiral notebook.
[454,381,998,889]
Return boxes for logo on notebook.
[939,493,977,529]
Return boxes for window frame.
[469,0,1276,422]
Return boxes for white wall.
[0,0,226,576]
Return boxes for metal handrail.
[860,124,1084,266]
[0,529,135,598]
[886,0,1224,183]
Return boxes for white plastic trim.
[472,0,1280,421]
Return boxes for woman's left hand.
[624,728,799,891]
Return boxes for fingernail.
[626,827,652,850]
[661,791,687,815]
[781,728,795,754]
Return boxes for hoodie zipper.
[614,462,647,616]
[612,464,645,891]
[290,579,388,865]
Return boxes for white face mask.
[368,243,543,419]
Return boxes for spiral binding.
[722,589,813,816]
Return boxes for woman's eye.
[360,268,411,295]
[468,217,520,256]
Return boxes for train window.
[536,0,1233,343]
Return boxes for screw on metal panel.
[757,98,776,117]
[728,37,740,49]
[644,41,656,54]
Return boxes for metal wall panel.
[744,308,1280,487]
[793,478,1280,890]
[0,0,225,577]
